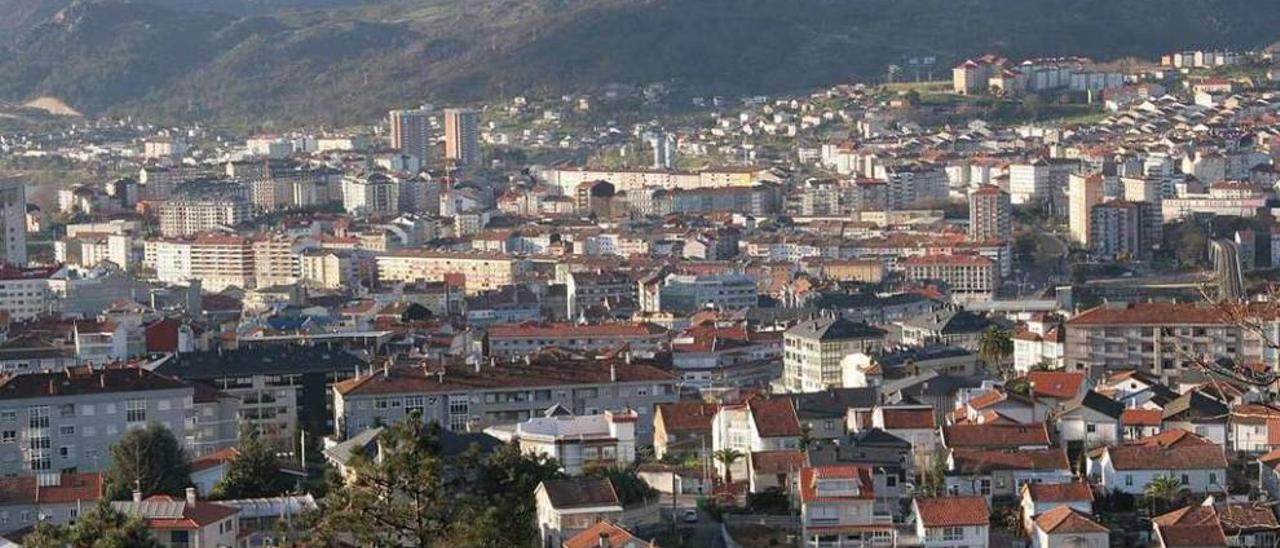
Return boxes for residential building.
[486,408,637,476]
[798,464,894,547]
[534,478,624,548]
[653,401,716,462]
[332,359,679,444]
[0,472,103,534]
[1151,503,1228,548]
[968,185,1011,242]
[1086,442,1228,495]
[485,323,668,358]
[342,172,400,216]
[158,181,251,238]
[0,265,63,321]
[113,490,241,548]
[0,366,196,477]
[1020,482,1095,533]
[1089,200,1159,261]
[913,496,990,548]
[900,254,999,303]
[388,108,432,164]
[0,182,27,266]
[443,108,480,166]
[945,448,1073,499]
[150,234,255,292]
[783,317,887,393]
[374,251,527,294]
[1068,173,1103,244]
[1031,505,1109,548]
[637,272,758,315]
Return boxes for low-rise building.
[913,495,990,548]
[798,464,894,547]
[487,408,638,476]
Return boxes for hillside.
[2,0,1279,126]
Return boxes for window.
[0,410,13,422]
[1086,423,1096,433]
[103,403,116,415]
[58,404,74,418]
[1125,475,1133,486]
[125,400,146,423]
[0,431,13,443]
[27,406,48,429]
[1181,474,1189,485]
[82,426,95,437]
[1210,473,1218,485]
[80,405,94,417]
[157,400,171,411]
[58,425,74,437]
[59,446,72,460]
[942,527,963,541]
[886,475,897,487]
[979,479,991,495]
[404,396,424,415]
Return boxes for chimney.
[132,490,142,503]
[598,532,609,548]
[185,487,196,505]
[382,362,389,378]
[610,362,617,383]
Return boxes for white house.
[799,465,895,547]
[711,397,800,482]
[913,496,990,548]
[1019,481,1095,533]
[1087,443,1228,495]
[1031,505,1109,548]
[946,448,1074,500]
[1056,391,1124,446]
[486,408,638,475]
[534,478,624,548]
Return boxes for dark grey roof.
[1163,390,1229,421]
[323,426,502,467]
[790,387,880,419]
[901,308,993,334]
[786,317,886,341]
[1066,390,1125,420]
[876,345,974,369]
[540,478,620,509]
[813,292,933,310]
[155,346,367,379]
[885,371,987,399]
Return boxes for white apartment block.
[374,251,527,294]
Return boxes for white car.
[680,508,698,523]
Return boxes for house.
[1087,443,1228,495]
[1121,408,1163,440]
[1056,391,1124,445]
[653,401,717,463]
[946,448,1073,499]
[1259,450,1280,500]
[870,405,938,470]
[799,465,895,547]
[897,308,995,350]
[1030,505,1109,548]
[953,387,1040,425]
[748,450,806,495]
[808,430,912,520]
[912,496,990,548]
[793,387,878,442]
[1162,391,1230,446]
[1229,403,1280,454]
[1215,501,1280,547]
[561,521,657,548]
[940,423,1052,451]
[1026,371,1086,412]
[485,408,638,476]
[535,478,625,548]
[1097,370,1179,409]
[1020,481,1094,533]
[711,396,802,482]
[1152,502,1227,547]
[112,489,243,548]
[0,473,103,534]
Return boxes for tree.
[306,414,564,546]
[977,326,1014,375]
[713,448,744,485]
[22,501,160,548]
[211,427,292,500]
[1144,475,1185,515]
[798,424,817,454]
[584,466,656,506]
[104,423,191,500]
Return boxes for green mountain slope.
[2,0,1279,126]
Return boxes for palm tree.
[1144,475,1185,515]
[798,424,816,454]
[713,448,744,485]
[977,326,1014,375]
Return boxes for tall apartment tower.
[443,108,480,166]
[647,130,678,169]
[388,108,432,165]
[1068,172,1104,244]
[0,181,25,266]
[968,185,1011,242]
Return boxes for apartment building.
[783,317,887,393]
[158,182,251,238]
[154,347,365,446]
[341,172,400,217]
[388,107,432,163]
[486,323,668,358]
[374,251,528,294]
[1064,302,1277,375]
[149,234,255,292]
[1090,201,1159,261]
[252,236,307,288]
[0,366,196,478]
[968,185,1011,242]
[299,249,357,290]
[0,264,64,321]
[113,490,241,548]
[901,254,998,303]
[637,272,758,314]
[332,359,679,444]
[1068,173,1104,244]
[443,108,480,166]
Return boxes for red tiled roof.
[0,473,102,505]
[190,447,240,473]
[1105,444,1227,471]
[942,423,1050,449]
[880,407,937,430]
[915,496,991,527]
[950,448,1070,473]
[1024,481,1094,503]
[1153,505,1227,547]
[1035,505,1108,535]
[749,397,801,438]
[900,254,994,267]
[1068,302,1278,326]
[334,360,677,396]
[562,521,648,548]
[656,401,718,434]
[1125,430,1214,448]
[1027,371,1085,400]
[799,465,874,503]
[1121,408,1163,427]
[487,322,666,339]
[751,450,806,474]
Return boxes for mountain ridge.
[2,0,1279,127]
